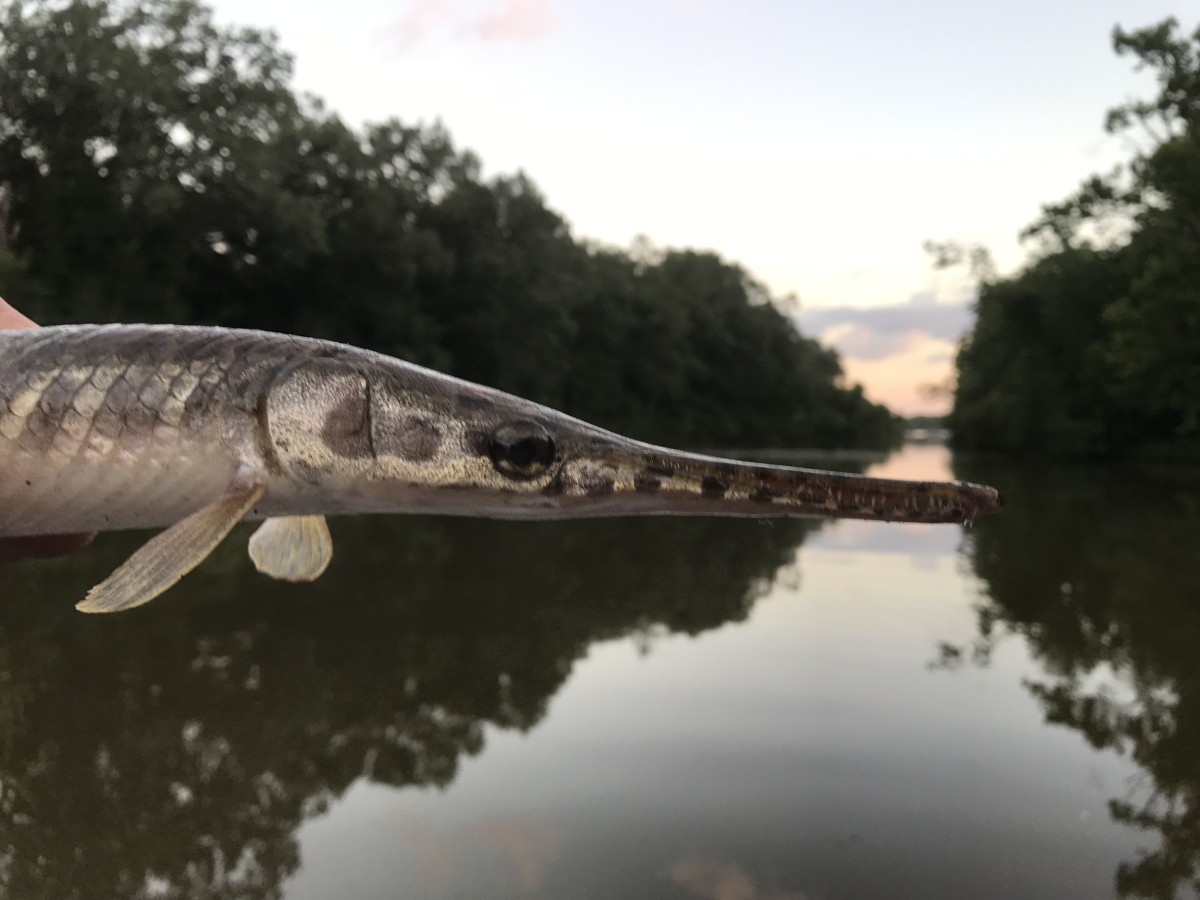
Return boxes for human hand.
[0,296,96,560]
[0,296,37,329]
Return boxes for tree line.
[0,0,902,450]
[949,18,1200,458]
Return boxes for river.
[1,445,1197,899]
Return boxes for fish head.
[262,356,589,516]
[262,355,1003,524]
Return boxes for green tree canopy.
[950,18,1200,458]
[0,0,902,451]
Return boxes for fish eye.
[488,420,557,479]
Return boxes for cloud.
[796,290,973,361]
[388,0,556,49]
[390,0,454,49]
[787,290,976,415]
[839,332,958,416]
[472,0,556,41]
[791,289,974,416]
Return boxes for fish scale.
[0,326,288,534]
[0,324,1003,612]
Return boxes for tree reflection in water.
[0,514,817,899]
[954,459,1200,900]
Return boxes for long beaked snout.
[263,348,1003,526]
[546,434,1003,524]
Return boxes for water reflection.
[0,511,817,899]
[3,448,1198,899]
[954,458,1200,899]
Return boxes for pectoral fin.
[76,484,266,614]
[248,515,333,582]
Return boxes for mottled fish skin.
[0,324,1003,540]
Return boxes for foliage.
[951,247,1133,456]
[0,0,901,450]
[950,18,1200,458]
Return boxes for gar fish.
[0,325,1002,613]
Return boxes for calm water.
[2,445,1199,900]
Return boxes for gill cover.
[263,358,375,485]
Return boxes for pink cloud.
[796,291,972,361]
[390,0,454,49]
[387,0,556,50]
[839,332,958,417]
[794,290,972,416]
[472,0,556,41]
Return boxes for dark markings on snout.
[750,486,781,503]
[700,476,728,498]
[634,473,662,494]
[587,477,616,497]
[376,415,441,461]
[542,476,565,497]
[464,427,492,457]
[646,463,676,478]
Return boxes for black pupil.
[508,438,540,468]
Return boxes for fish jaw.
[540,435,1002,524]
[339,430,1002,525]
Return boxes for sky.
[209,0,1196,415]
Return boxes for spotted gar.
[0,324,1002,613]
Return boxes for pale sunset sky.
[210,0,1195,415]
